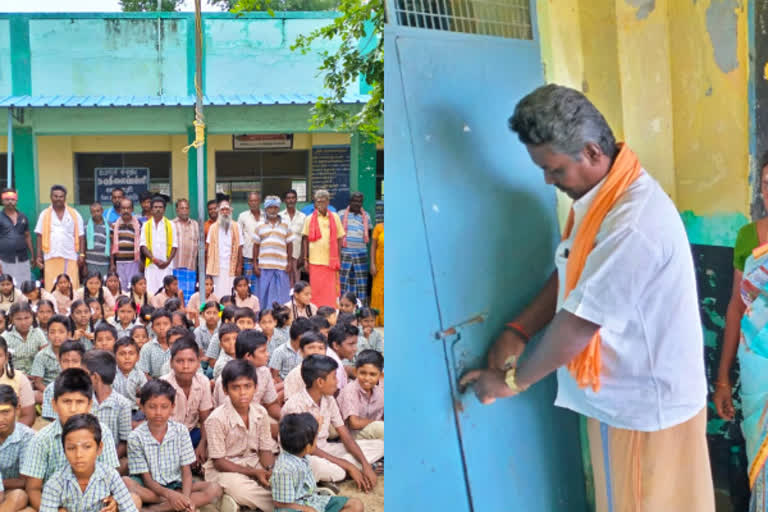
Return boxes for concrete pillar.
[350,131,377,221]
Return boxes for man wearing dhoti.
[35,185,85,290]
[139,196,178,295]
[206,201,243,298]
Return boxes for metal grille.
[393,0,532,40]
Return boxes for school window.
[74,152,172,205]
[0,155,13,190]
[215,150,309,202]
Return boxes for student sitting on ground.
[30,315,72,397]
[39,414,140,512]
[281,355,381,488]
[204,360,277,512]
[269,317,313,381]
[316,305,338,327]
[138,309,173,379]
[151,275,182,310]
[160,334,213,466]
[0,338,36,427]
[21,368,123,510]
[355,308,382,356]
[283,332,329,402]
[130,324,150,352]
[41,340,87,421]
[212,330,280,436]
[93,322,119,352]
[272,413,364,512]
[186,277,218,328]
[337,350,384,441]
[113,337,147,420]
[203,305,237,366]
[261,308,288,357]
[84,350,134,475]
[0,384,36,512]
[124,380,222,511]
[212,323,241,380]
[110,296,138,339]
[159,326,202,377]
[2,302,47,376]
[309,315,331,340]
[69,299,95,351]
[327,324,359,391]
[194,301,220,357]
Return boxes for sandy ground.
[339,477,384,512]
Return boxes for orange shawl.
[562,143,642,392]
[41,206,80,255]
[308,210,340,271]
[206,221,240,276]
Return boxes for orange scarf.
[562,143,642,392]
[308,210,340,270]
[206,221,240,276]
[41,206,80,255]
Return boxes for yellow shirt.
[302,212,345,266]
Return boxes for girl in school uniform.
[284,280,318,320]
[0,275,25,314]
[130,274,153,311]
[20,280,56,311]
[51,273,74,314]
[231,275,260,314]
[75,271,116,313]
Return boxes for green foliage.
[119,0,184,11]
[233,0,383,143]
[211,0,339,9]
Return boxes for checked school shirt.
[0,422,34,479]
[93,391,133,443]
[271,451,331,511]
[127,420,196,486]
[112,367,147,410]
[39,461,137,512]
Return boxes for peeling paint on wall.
[680,210,749,246]
[625,0,656,20]
[706,0,740,73]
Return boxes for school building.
[0,12,383,223]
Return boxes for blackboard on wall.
[311,146,350,211]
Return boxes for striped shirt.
[93,391,133,443]
[138,339,171,378]
[114,221,139,262]
[270,451,331,510]
[0,422,35,479]
[127,420,196,485]
[172,218,199,270]
[2,327,47,375]
[21,419,119,483]
[253,219,295,270]
[30,346,61,386]
[85,222,110,269]
[39,461,137,512]
[113,367,147,410]
[341,210,371,251]
[268,342,302,380]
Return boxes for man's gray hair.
[314,189,330,200]
[508,84,617,160]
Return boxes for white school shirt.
[280,209,306,260]
[553,170,706,432]
[34,208,85,261]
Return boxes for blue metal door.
[385,2,588,510]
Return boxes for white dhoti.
[213,272,234,299]
[145,262,173,296]
[210,223,238,298]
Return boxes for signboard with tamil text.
[233,134,294,150]
[94,167,150,203]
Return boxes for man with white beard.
[205,200,243,298]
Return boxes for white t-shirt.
[553,170,706,432]
[34,207,85,261]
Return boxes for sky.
[2,0,222,12]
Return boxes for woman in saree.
[715,153,768,509]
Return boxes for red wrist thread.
[505,322,530,342]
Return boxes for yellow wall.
[538,0,750,218]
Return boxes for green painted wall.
[680,211,750,247]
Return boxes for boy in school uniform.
[158,327,199,378]
[138,309,173,379]
[41,340,87,421]
[269,318,313,381]
[160,334,213,466]
[93,323,119,353]
[204,359,277,512]
[326,324,359,391]
[113,337,147,418]
[21,368,123,510]
[0,385,35,512]
[272,413,363,512]
[212,324,240,380]
[39,414,139,512]
[282,332,329,402]
[337,350,384,441]
[281,355,381,488]
[124,380,222,511]
[30,315,71,396]
[83,350,134,475]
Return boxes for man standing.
[137,191,153,226]
[203,199,218,240]
[301,189,345,308]
[85,202,111,277]
[103,188,124,226]
[237,191,264,296]
[34,185,85,290]
[110,198,142,291]
[460,85,713,511]
[255,196,294,308]
[339,192,372,305]
[280,189,306,286]
[206,201,243,298]
[139,196,178,295]
[0,188,33,286]
[172,198,199,305]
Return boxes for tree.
[120,0,185,11]
[232,0,383,143]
